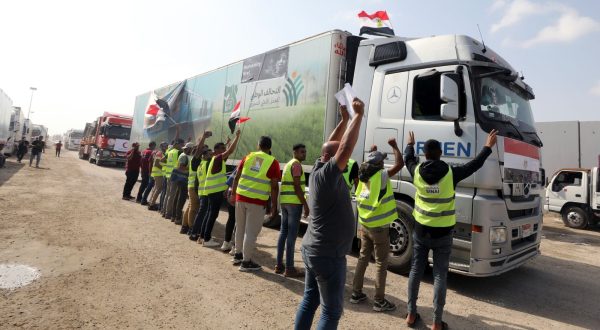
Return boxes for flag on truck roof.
[358,10,395,36]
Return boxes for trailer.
[129,30,543,276]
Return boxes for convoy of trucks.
[128,30,544,276]
[78,112,133,167]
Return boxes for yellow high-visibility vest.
[236,151,275,201]
[280,158,305,205]
[413,163,456,227]
[197,160,208,197]
[356,170,397,228]
[203,156,227,195]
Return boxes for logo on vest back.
[250,157,264,172]
[425,184,440,194]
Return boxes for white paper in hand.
[335,83,359,118]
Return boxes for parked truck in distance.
[129,30,543,276]
[63,129,84,151]
[545,167,600,229]
[78,112,133,166]
[3,107,25,155]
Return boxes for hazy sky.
[1,0,599,135]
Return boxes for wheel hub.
[568,211,583,225]
[390,218,409,255]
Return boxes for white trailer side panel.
[579,121,600,169]
[536,121,579,180]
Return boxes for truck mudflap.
[444,243,540,277]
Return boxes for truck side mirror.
[440,73,460,121]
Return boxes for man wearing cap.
[136,141,156,203]
[163,138,184,219]
[198,129,241,247]
[181,131,212,235]
[350,138,403,312]
[170,141,194,225]
[146,142,169,209]
[122,142,142,200]
[403,129,497,330]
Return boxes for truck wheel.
[387,200,415,274]
[562,206,589,229]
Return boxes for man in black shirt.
[29,137,46,168]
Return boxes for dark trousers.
[55,149,61,157]
[224,203,236,242]
[159,179,167,211]
[136,172,150,202]
[407,232,453,324]
[123,171,139,197]
[141,177,155,204]
[200,192,225,242]
[173,180,188,223]
[17,150,26,162]
[295,250,346,330]
[190,196,209,237]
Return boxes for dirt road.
[1,151,599,329]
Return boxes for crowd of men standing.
[120,97,497,330]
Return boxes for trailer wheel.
[562,206,589,229]
[387,200,414,275]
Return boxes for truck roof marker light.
[472,225,483,233]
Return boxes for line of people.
[120,96,498,330]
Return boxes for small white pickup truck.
[545,167,600,229]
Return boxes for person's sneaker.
[283,267,304,278]
[179,226,189,234]
[148,204,159,211]
[274,265,285,274]
[232,253,243,265]
[349,292,368,304]
[203,239,219,248]
[135,199,141,203]
[229,248,236,256]
[239,260,262,272]
[140,201,148,206]
[220,241,233,252]
[373,299,396,312]
[189,234,199,241]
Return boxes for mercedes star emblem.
[387,86,401,103]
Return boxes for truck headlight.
[108,138,115,146]
[489,226,507,245]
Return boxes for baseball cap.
[183,142,195,149]
[159,141,168,147]
[366,151,387,164]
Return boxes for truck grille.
[508,208,537,220]
[511,233,537,249]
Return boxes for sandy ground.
[1,150,599,330]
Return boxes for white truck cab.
[545,167,600,229]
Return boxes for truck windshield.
[70,132,83,139]
[104,125,131,139]
[474,70,541,146]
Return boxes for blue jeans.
[407,231,452,324]
[295,249,346,330]
[276,204,302,268]
[141,177,155,204]
[200,191,225,241]
[189,196,209,237]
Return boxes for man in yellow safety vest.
[230,136,281,272]
[350,138,404,312]
[147,142,168,211]
[162,138,184,219]
[275,143,309,278]
[404,129,497,330]
[196,129,241,247]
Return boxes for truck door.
[363,68,409,189]
[547,171,587,211]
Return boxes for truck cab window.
[412,72,442,121]
[552,172,583,192]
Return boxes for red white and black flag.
[228,101,251,134]
[358,10,395,36]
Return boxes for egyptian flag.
[358,11,395,36]
[504,137,540,172]
[228,101,250,133]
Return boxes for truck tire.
[387,200,415,274]
[561,206,589,229]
